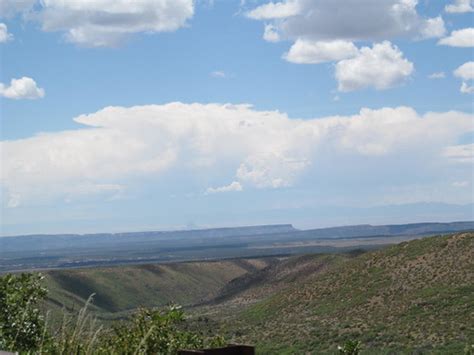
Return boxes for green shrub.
[0,273,224,354]
[101,305,225,354]
[338,340,362,355]
[0,273,48,352]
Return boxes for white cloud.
[335,41,414,92]
[460,82,474,94]
[20,0,194,47]
[247,1,438,92]
[428,72,446,79]
[1,1,194,47]
[284,39,358,64]
[236,153,309,188]
[0,77,45,99]
[0,0,36,17]
[206,181,243,194]
[211,71,226,78]
[453,62,474,94]
[246,1,301,20]
[458,82,474,94]
[1,103,472,207]
[438,28,474,47]
[454,61,474,80]
[247,0,445,41]
[443,144,474,163]
[0,22,13,42]
[263,24,280,42]
[418,16,446,39]
[445,0,474,13]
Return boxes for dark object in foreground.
[178,345,255,355]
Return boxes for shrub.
[338,340,362,355]
[101,305,225,354]
[0,273,48,352]
[0,273,224,354]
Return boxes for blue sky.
[1,0,473,235]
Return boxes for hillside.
[39,232,474,353]
[43,257,278,319]
[196,253,352,313]
[201,233,474,353]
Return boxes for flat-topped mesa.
[0,224,298,253]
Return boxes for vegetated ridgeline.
[213,232,474,353]
[43,258,278,319]
[41,232,473,353]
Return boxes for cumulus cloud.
[246,1,301,20]
[454,61,474,93]
[284,39,358,64]
[335,41,414,92]
[247,0,445,42]
[246,1,435,92]
[460,82,474,94]
[418,16,446,39]
[0,77,45,99]
[263,24,280,42]
[428,72,446,79]
[0,1,194,47]
[206,181,243,194]
[445,0,474,13]
[0,23,12,42]
[1,103,472,207]
[454,61,474,80]
[9,0,194,47]
[438,28,474,47]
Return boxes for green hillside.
[40,233,474,353]
[43,257,276,319]
[204,233,474,354]
[196,253,351,315]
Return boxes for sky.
[0,0,473,236]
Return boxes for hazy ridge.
[2,221,472,272]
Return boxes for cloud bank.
[1,103,472,208]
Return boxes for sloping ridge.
[224,233,474,353]
[206,254,351,307]
[43,258,274,316]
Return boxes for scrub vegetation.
[1,233,473,354]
